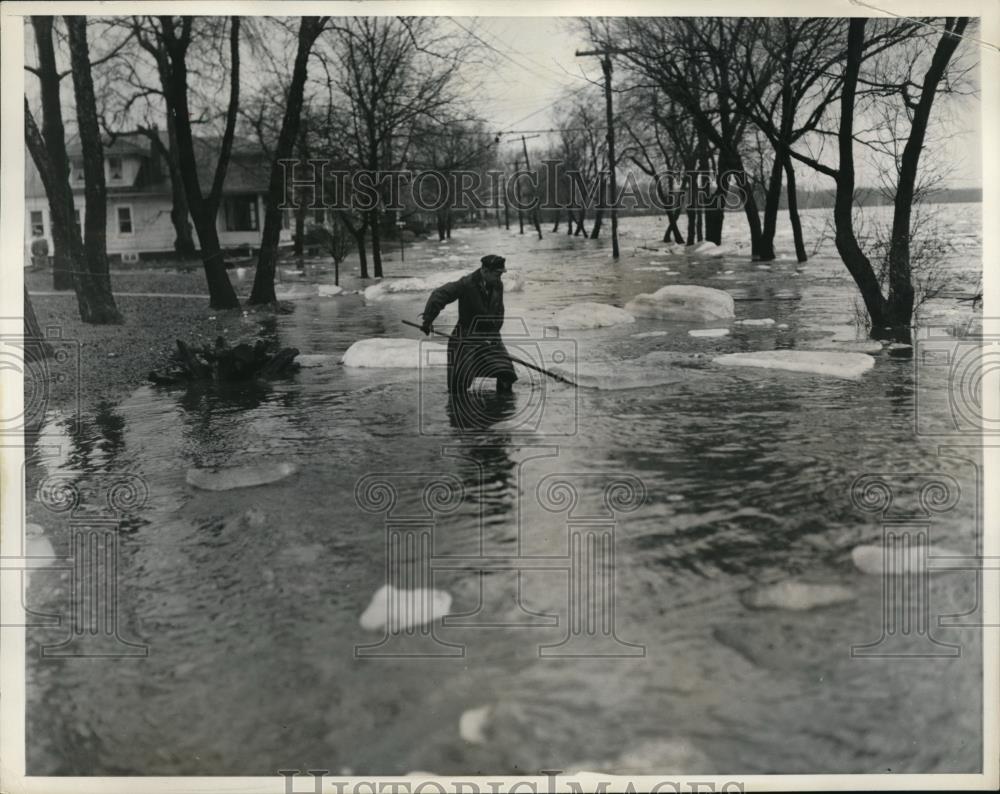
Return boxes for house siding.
[26,192,292,259]
[26,145,293,260]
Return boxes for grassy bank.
[26,269,263,413]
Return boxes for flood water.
[24,206,984,775]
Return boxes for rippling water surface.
[25,206,983,775]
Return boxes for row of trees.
[548,17,974,340]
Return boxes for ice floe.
[359,584,453,631]
[625,285,735,322]
[632,330,670,338]
[186,462,298,491]
[742,581,856,610]
[341,338,446,368]
[713,350,875,379]
[852,543,963,575]
[554,302,636,330]
[362,271,464,301]
[459,705,491,744]
[688,328,730,338]
[734,318,776,327]
[690,241,736,258]
[317,284,344,297]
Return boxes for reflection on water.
[24,209,983,775]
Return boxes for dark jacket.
[421,270,517,391]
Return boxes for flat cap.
[480,254,506,271]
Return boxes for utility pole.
[576,47,632,259]
[514,156,524,235]
[520,135,543,239]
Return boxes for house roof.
[26,134,271,199]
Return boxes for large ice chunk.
[625,285,735,322]
[186,462,298,491]
[363,270,466,301]
[852,543,963,575]
[713,350,875,379]
[554,302,635,330]
[341,338,446,368]
[359,584,453,631]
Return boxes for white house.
[25,134,294,262]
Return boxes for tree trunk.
[66,17,122,324]
[25,102,90,322]
[370,209,383,277]
[590,207,604,239]
[759,156,783,261]
[834,19,888,333]
[883,16,968,334]
[342,214,368,279]
[249,17,325,305]
[782,154,807,263]
[166,112,197,259]
[30,17,74,292]
[663,209,684,244]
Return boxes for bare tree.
[65,16,122,324]
[248,16,329,305]
[25,16,121,323]
[617,18,774,256]
[787,18,971,340]
[133,15,242,308]
[317,17,467,278]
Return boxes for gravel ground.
[26,268,269,413]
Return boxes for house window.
[117,206,133,234]
[29,210,44,237]
[224,195,259,232]
[108,156,122,181]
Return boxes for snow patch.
[341,338,446,368]
[317,284,344,297]
[186,462,298,491]
[713,350,875,379]
[632,331,670,339]
[734,318,776,327]
[359,584,453,631]
[625,285,735,322]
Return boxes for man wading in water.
[419,254,518,396]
